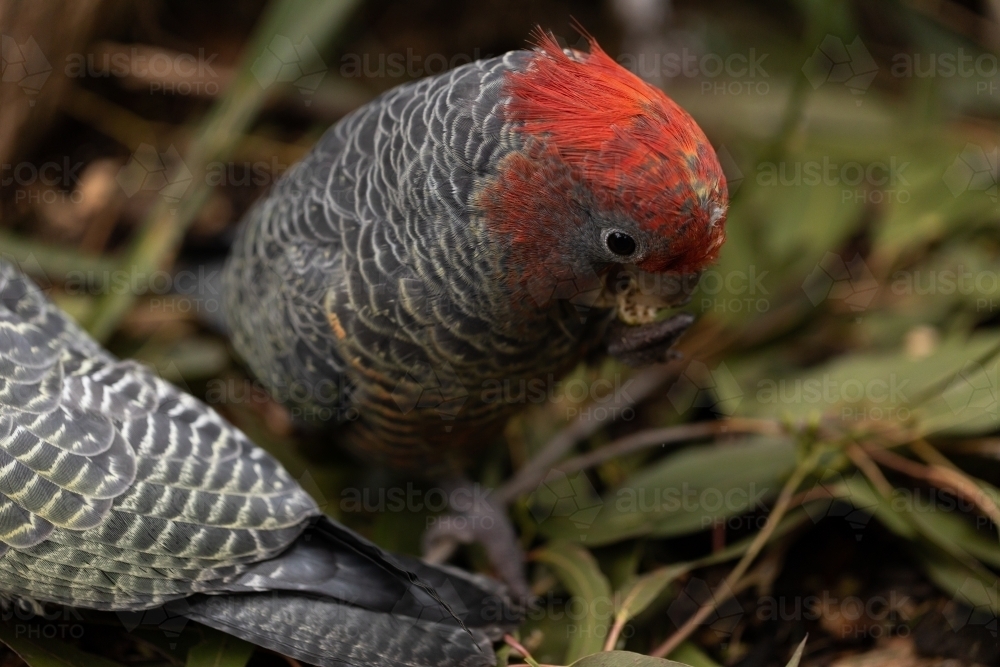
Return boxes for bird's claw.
[423,481,531,601]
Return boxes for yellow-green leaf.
[534,540,613,662]
[785,636,808,667]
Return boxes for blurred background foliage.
[1,0,1000,665]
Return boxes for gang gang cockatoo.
[223,32,728,595]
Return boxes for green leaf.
[0,622,125,667]
[533,541,613,662]
[495,643,511,667]
[736,332,1000,437]
[541,437,796,545]
[903,495,1000,570]
[821,474,916,540]
[785,636,808,667]
[185,628,254,667]
[842,474,997,573]
[916,547,999,615]
[920,348,1000,436]
[569,651,693,667]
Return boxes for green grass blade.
[85,0,361,341]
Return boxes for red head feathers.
[486,32,727,277]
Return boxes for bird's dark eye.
[605,231,636,257]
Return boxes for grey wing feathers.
[223,144,355,420]
[0,260,319,610]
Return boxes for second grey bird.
[0,258,516,667]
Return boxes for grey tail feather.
[182,516,521,667]
[184,593,499,667]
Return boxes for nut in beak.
[598,266,701,325]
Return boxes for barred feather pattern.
[0,260,319,610]
[223,51,609,475]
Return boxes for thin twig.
[496,364,682,504]
[497,315,733,506]
[503,635,542,667]
[788,485,837,509]
[910,439,959,469]
[650,447,824,658]
[847,443,894,497]
[62,87,174,152]
[865,445,1000,528]
[427,363,688,564]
